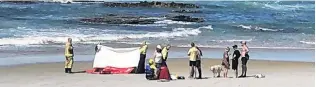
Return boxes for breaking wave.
[0,27,203,45]
[176,44,314,50]
[300,41,315,45]
[238,1,314,11]
[154,20,196,25]
[236,25,283,32]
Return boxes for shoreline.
[0,45,314,66]
[0,46,314,66]
[0,58,314,67]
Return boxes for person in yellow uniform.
[136,41,148,74]
[187,42,202,79]
[147,59,157,79]
[65,38,74,73]
[161,44,171,80]
[162,44,171,62]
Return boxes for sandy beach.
[0,58,314,87]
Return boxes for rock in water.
[80,15,158,24]
[166,15,204,22]
[80,14,204,24]
[103,1,200,8]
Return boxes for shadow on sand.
[70,71,86,74]
[193,77,210,80]
[239,75,255,78]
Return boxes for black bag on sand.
[177,76,185,80]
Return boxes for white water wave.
[237,25,283,32]
[246,2,314,11]
[198,25,213,30]
[0,27,201,45]
[210,39,253,43]
[176,44,314,50]
[121,24,167,27]
[154,20,196,25]
[262,3,314,11]
[300,41,315,45]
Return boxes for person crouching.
[146,59,157,80]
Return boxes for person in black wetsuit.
[232,45,241,78]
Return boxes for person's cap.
[232,45,238,48]
[156,45,162,49]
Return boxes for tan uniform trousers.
[65,56,73,68]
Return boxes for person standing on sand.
[239,41,249,78]
[232,45,241,78]
[187,42,201,79]
[153,45,163,78]
[195,46,203,79]
[136,41,148,74]
[95,43,101,54]
[222,47,230,78]
[64,38,74,73]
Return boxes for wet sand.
[0,58,314,87]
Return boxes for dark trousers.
[196,60,202,78]
[136,54,146,74]
[189,60,202,78]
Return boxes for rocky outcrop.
[80,14,158,24]
[172,9,202,13]
[80,14,204,24]
[103,1,200,8]
[166,15,204,22]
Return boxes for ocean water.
[0,1,314,65]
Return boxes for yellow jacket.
[139,45,148,55]
[162,47,168,60]
[148,59,156,70]
[187,47,199,61]
[65,43,73,57]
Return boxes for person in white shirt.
[153,45,163,77]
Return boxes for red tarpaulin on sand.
[86,66,135,74]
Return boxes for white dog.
[210,65,223,78]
